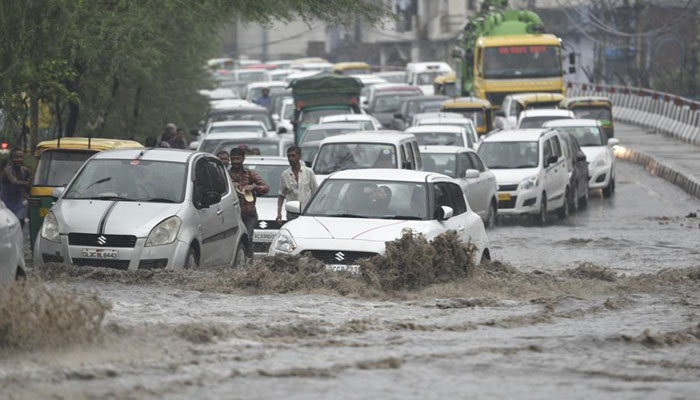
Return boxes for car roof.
[244,156,289,165]
[419,145,473,154]
[403,95,450,102]
[406,62,452,71]
[209,99,257,109]
[329,168,444,182]
[413,112,463,119]
[406,125,465,133]
[210,120,265,127]
[245,81,287,89]
[320,132,415,144]
[482,129,552,142]
[204,132,264,140]
[92,148,195,163]
[350,74,387,83]
[371,83,420,91]
[307,122,364,130]
[418,117,473,125]
[543,118,601,128]
[519,109,574,118]
[320,114,372,122]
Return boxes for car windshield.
[412,131,465,146]
[554,126,605,146]
[313,143,397,174]
[572,106,612,122]
[33,150,97,186]
[300,144,320,166]
[214,141,284,156]
[64,159,186,202]
[453,109,485,127]
[245,164,287,197]
[305,179,428,220]
[484,45,562,79]
[249,86,285,101]
[300,108,352,125]
[237,71,266,82]
[478,141,539,169]
[301,127,361,144]
[419,101,443,113]
[373,92,418,113]
[519,116,569,129]
[421,153,457,178]
[209,125,265,135]
[416,71,444,85]
[209,111,273,130]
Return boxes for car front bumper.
[268,238,385,272]
[496,187,542,216]
[588,164,612,189]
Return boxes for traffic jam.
[2,55,621,278]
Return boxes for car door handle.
[216,209,223,215]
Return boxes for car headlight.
[273,229,296,253]
[519,175,539,190]
[146,216,182,247]
[592,153,610,168]
[41,211,61,243]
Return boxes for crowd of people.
[144,123,193,149]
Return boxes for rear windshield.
[244,164,288,197]
[33,150,97,187]
[209,111,273,130]
[519,116,570,129]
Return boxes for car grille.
[42,254,64,264]
[69,233,137,248]
[256,220,282,230]
[72,258,130,270]
[138,259,168,270]
[498,196,518,209]
[307,250,379,265]
[253,242,271,253]
[498,184,519,191]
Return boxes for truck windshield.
[483,45,561,79]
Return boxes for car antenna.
[88,135,92,149]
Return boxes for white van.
[405,62,453,95]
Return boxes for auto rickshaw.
[560,96,614,139]
[332,62,371,75]
[433,72,456,97]
[29,137,143,249]
[440,97,493,135]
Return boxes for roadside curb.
[615,146,700,200]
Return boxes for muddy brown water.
[1,162,700,399]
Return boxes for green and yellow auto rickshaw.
[29,137,143,248]
[560,96,614,139]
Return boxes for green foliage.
[0,0,390,144]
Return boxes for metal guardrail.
[566,82,700,146]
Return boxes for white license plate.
[326,264,360,274]
[81,248,119,259]
[254,231,278,242]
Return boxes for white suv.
[517,109,575,129]
[477,129,570,225]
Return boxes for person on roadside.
[229,147,269,255]
[170,128,188,149]
[216,150,230,166]
[277,146,318,223]
[144,135,158,148]
[1,148,31,226]
[255,88,271,107]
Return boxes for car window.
[205,158,229,196]
[552,136,563,158]
[447,183,468,215]
[434,182,465,216]
[457,152,472,177]
[399,145,409,169]
[411,142,422,170]
[543,138,554,162]
[404,143,416,169]
[194,158,214,205]
[469,152,486,172]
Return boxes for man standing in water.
[277,146,318,223]
[1,148,31,226]
[229,147,269,255]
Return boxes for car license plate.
[326,264,360,274]
[254,231,278,242]
[498,192,512,201]
[81,248,118,259]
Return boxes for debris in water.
[622,324,700,347]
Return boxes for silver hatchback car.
[34,148,249,270]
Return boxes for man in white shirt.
[277,146,318,223]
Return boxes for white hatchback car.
[406,125,473,149]
[420,146,498,227]
[543,119,620,198]
[0,200,26,283]
[34,149,249,270]
[270,169,490,272]
[516,109,575,129]
[477,129,570,225]
[243,156,289,254]
[318,114,382,131]
[414,117,479,148]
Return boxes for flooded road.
[2,160,700,399]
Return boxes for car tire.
[570,183,579,213]
[534,193,547,226]
[580,184,589,208]
[184,246,199,269]
[558,188,570,220]
[485,199,497,229]
[233,240,249,268]
[603,177,615,198]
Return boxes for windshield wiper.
[514,165,537,168]
[134,198,177,203]
[76,195,133,201]
[380,215,424,220]
[326,213,369,218]
[85,177,111,189]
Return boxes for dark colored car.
[558,131,589,211]
[392,95,449,131]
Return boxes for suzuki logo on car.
[334,252,345,262]
[97,235,107,245]
[259,221,268,229]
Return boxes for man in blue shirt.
[255,88,271,107]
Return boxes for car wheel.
[570,184,579,213]
[558,188,570,219]
[603,177,615,198]
[580,184,589,208]
[184,246,198,269]
[534,193,547,226]
[485,200,497,228]
[233,241,249,268]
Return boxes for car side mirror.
[51,186,65,199]
[189,141,199,150]
[607,138,620,147]
[278,126,287,134]
[494,110,505,118]
[464,169,480,179]
[436,205,454,221]
[285,200,301,214]
[393,113,403,119]
[546,155,558,166]
[576,152,587,162]
[272,113,280,121]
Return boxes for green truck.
[289,74,364,144]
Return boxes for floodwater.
[2,161,700,399]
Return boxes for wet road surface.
[2,137,700,399]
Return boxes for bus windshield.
[484,45,561,79]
